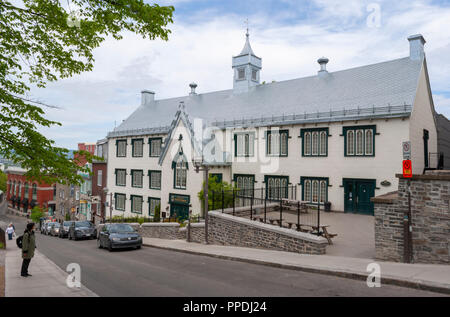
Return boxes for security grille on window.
[149,171,161,190]
[115,169,126,186]
[267,130,288,156]
[148,198,160,217]
[301,177,328,204]
[235,133,255,157]
[131,195,143,214]
[344,126,375,156]
[116,140,127,157]
[115,194,126,211]
[132,170,143,188]
[132,139,143,157]
[149,138,162,157]
[266,176,288,200]
[302,128,328,157]
[235,175,255,197]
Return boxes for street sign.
[403,160,412,178]
[402,141,411,160]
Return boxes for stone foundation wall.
[138,223,184,239]
[373,171,450,264]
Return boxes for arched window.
[320,180,327,203]
[356,130,364,155]
[13,181,16,195]
[320,131,327,155]
[24,183,29,199]
[175,156,187,189]
[304,132,311,156]
[312,132,319,155]
[18,182,22,198]
[347,130,354,155]
[304,180,311,202]
[32,183,37,200]
[312,180,319,203]
[365,129,373,155]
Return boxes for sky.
[30,0,450,149]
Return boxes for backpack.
[16,235,23,249]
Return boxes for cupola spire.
[232,22,262,94]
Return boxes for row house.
[105,32,442,219]
[5,166,55,214]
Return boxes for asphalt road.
[0,209,445,297]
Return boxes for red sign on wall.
[403,160,412,178]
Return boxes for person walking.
[21,222,36,277]
[6,223,15,240]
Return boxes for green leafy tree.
[153,203,161,222]
[0,0,174,185]
[198,175,236,212]
[65,212,71,221]
[31,205,45,223]
[0,170,6,192]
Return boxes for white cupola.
[232,30,262,94]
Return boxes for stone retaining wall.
[207,211,328,254]
[373,171,450,264]
[138,223,184,239]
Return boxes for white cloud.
[27,0,450,148]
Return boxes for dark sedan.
[59,221,74,238]
[97,223,142,252]
[69,221,97,240]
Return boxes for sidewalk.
[143,238,450,294]
[5,239,97,297]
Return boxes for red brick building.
[91,139,108,223]
[5,167,55,215]
[74,142,96,166]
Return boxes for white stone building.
[105,32,439,219]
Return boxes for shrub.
[65,213,71,221]
[31,206,45,224]
[153,204,161,223]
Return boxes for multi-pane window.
[24,183,29,199]
[210,173,223,183]
[344,126,376,157]
[148,198,161,217]
[132,139,144,157]
[75,191,80,201]
[174,158,187,189]
[131,195,143,214]
[302,128,328,157]
[97,170,102,187]
[149,171,161,190]
[266,130,288,157]
[131,170,143,188]
[301,177,329,204]
[265,176,289,200]
[149,138,162,157]
[234,174,255,197]
[235,133,255,157]
[115,169,127,186]
[115,193,126,211]
[116,140,127,157]
[70,185,74,197]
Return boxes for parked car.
[69,221,97,240]
[59,221,74,238]
[97,223,142,252]
[49,223,61,236]
[42,222,58,235]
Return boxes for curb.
[143,242,450,295]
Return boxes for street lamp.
[193,156,209,244]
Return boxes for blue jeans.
[8,233,13,240]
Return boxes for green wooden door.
[344,179,375,215]
[170,203,189,220]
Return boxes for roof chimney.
[317,57,329,77]
[189,82,198,95]
[141,90,155,106]
[408,34,426,61]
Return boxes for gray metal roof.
[110,57,422,136]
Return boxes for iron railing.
[210,185,324,236]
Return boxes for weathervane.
[245,18,249,36]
